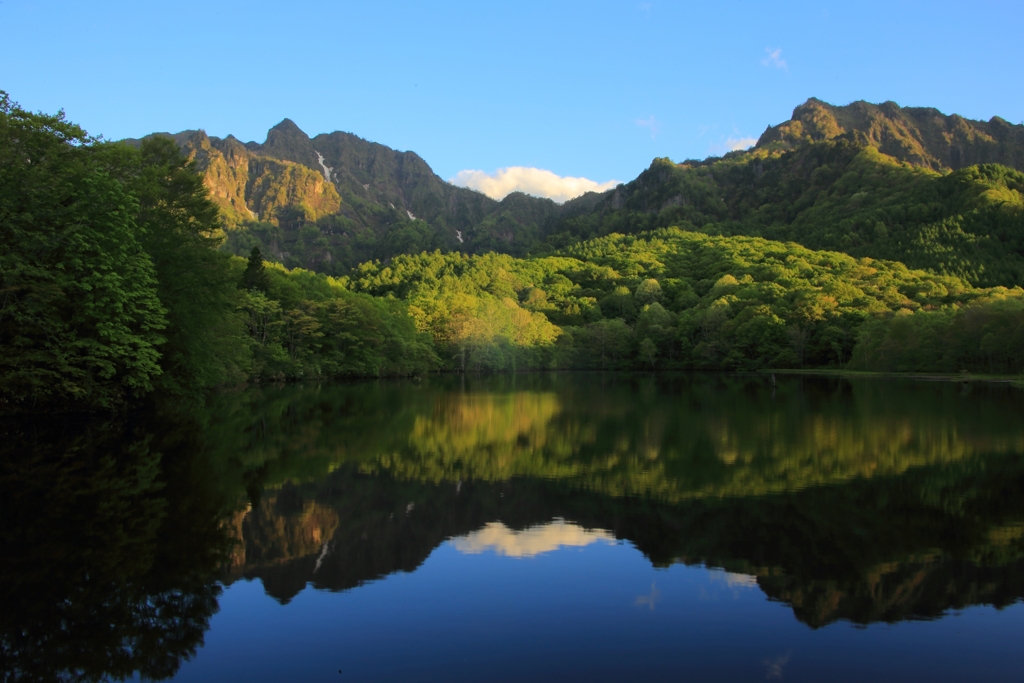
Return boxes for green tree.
[635,278,663,305]
[600,286,637,320]
[121,136,251,395]
[639,337,658,368]
[0,93,166,411]
[240,246,270,292]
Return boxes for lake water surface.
[3,374,1024,681]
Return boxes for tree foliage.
[347,229,1008,372]
[554,143,1024,288]
[0,93,166,410]
[120,136,252,395]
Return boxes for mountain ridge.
[544,100,1024,287]
[129,98,1024,285]
[127,120,570,272]
[756,97,1024,171]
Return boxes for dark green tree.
[0,92,166,411]
[119,136,251,396]
[240,246,270,293]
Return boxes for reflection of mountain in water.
[209,374,1024,501]
[225,437,1024,628]
[213,375,1024,626]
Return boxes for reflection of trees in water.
[0,414,234,682]
[215,374,1024,626]
[208,374,1024,500]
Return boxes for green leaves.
[850,292,1024,374]
[240,246,270,293]
[0,93,166,411]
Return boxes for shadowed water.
[3,374,1024,681]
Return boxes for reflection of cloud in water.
[763,653,790,679]
[708,569,759,588]
[452,519,614,558]
[635,582,661,610]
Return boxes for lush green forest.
[0,94,436,412]
[346,229,1023,374]
[3,93,1024,413]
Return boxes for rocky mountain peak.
[757,98,1024,171]
[267,118,307,138]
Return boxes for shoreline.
[762,368,1024,386]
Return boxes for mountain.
[129,121,580,274]
[544,99,1024,287]
[132,98,1024,287]
[757,97,1024,171]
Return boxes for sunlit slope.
[553,98,1024,288]
[127,120,562,273]
[348,228,1024,372]
[758,98,1024,171]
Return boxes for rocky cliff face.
[130,119,567,271]
[247,118,502,230]
[757,97,1024,171]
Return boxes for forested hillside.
[555,142,1024,288]
[346,229,1023,374]
[557,100,1024,288]
[4,92,1024,414]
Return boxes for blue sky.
[3,0,1022,198]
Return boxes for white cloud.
[708,135,758,155]
[635,582,661,610]
[452,519,615,558]
[726,136,758,151]
[450,167,619,204]
[636,114,660,139]
[761,47,787,69]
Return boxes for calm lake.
[3,373,1024,682]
